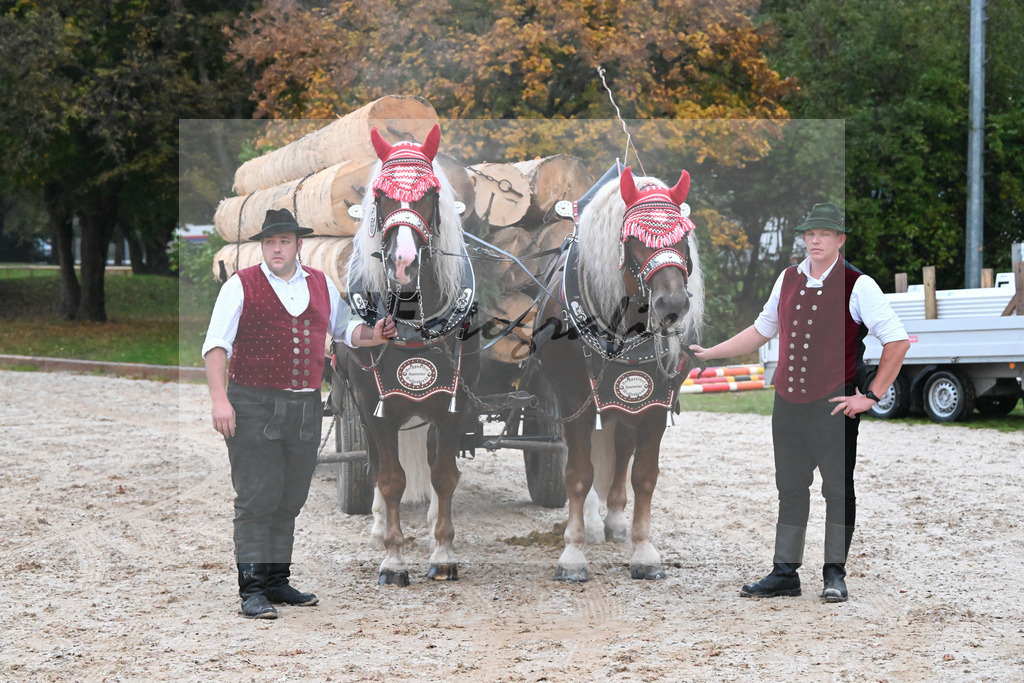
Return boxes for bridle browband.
[624,245,690,299]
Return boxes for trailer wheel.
[865,371,910,419]
[975,395,1019,416]
[523,395,568,509]
[336,386,374,515]
[923,370,975,423]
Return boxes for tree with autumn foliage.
[226,0,830,338]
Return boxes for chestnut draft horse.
[533,165,704,582]
[343,125,479,586]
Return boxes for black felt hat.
[248,208,315,241]
[795,202,848,233]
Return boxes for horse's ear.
[421,124,441,161]
[619,166,638,207]
[370,126,393,161]
[669,170,691,205]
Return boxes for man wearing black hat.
[691,203,910,603]
[203,208,396,619]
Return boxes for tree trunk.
[44,185,80,320]
[125,228,145,274]
[78,195,119,322]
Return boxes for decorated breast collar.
[561,239,664,365]
[347,245,475,349]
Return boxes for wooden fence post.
[981,268,994,288]
[923,266,937,319]
[894,272,908,293]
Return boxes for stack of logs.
[212,96,592,364]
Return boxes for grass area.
[677,385,1024,431]
[0,270,181,365]
[678,387,775,416]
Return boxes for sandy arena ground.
[1,369,1022,681]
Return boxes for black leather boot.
[740,563,802,597]
[821,523,854,602]
[237,563,277,619]
[740,524,805,598]
[264,563,318,606]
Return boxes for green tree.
[760,0,1024,289]
[0,0,258,321]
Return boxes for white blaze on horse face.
[392,224,419,284]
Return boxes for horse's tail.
[398,422,432,503]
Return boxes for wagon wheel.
[522,392,568,509]
[975,395,1019,416]
[864,369,910,419]
[923,369,975,423]
[335,375,374,515]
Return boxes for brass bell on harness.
[373,398,385,418]
[594,410,603,431]
[448,392,458,413]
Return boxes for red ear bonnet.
[370,125,442,202]
[620,168,696,249]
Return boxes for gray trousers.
[225,381,322,564]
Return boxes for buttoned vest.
[775,257,867,404]
[229,265,331,390]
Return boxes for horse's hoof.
[378,569,410,587]
[426,564,459,581]
[630,565,667,580]
[604,527,629,544]
[554,566,589,583]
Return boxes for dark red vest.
[775,256,867,404]
[229,265,331,390]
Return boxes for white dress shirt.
[754,256,908,345]
[202,262,363,360]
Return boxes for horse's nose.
[393,254,417,285]
[652,289,689,329]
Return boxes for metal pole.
[965,0,987,288]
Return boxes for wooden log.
[214,159,375,242]
[923,266,937,320]
[531,220,573,258]
[484,292,537,364]
[316,238,354,294]
[894,272,908,293]
[435,152,479,232]
[512,155,593,224]
[233,96,438,195]
[467,163,531,228]
[477,226,532,294]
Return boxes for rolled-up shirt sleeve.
[851,275,909,344]
[327,279,363,348]
[753,271,786,339]
[201,276,244,359]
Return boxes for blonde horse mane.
[577,175,705,350]
[348,159,466,309]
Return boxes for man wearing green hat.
[691,202,910,603]
[203,208,396,619]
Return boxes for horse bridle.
[622,240,691,300]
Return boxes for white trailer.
[760,273,1024,423]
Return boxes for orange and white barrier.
[687,365,763,380]
[678,379,766,394]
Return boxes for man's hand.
[688,344,713,362]
[372,315,397,344]
[211,396,236,437]
[829,388,876,418]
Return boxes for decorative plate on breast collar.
[396,358,438,391]
[613,370,655,403]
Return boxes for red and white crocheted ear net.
[370,125,441,202]
[619,167,695,249]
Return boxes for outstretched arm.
[689,324,771,363]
